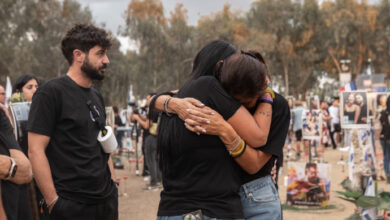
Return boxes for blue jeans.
[157,216,243,220]
[239,175,281,220]
[380,139,390,178]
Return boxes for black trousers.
[2,182,32,220]
[49,188,118,220]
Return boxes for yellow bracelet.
[266,87,275,99]
[232,141,247,158]
[230,140,245,157]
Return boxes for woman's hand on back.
[184,107,229,136]
[171,97,213,122]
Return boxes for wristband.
[261,96,273,102]
[4,157,17,180]
[164,97,173,117]
[231,141,247,158]
[259,97,273,105]
[149,91,175,118]
[46,196,59,208]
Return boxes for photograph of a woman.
[376,93,390,113]
[302,110,322,140]
[341,91,369,128]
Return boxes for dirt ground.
[115,143,390,220]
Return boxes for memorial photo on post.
[302,109,322,140]
[286,162,331,207]
[376,92,390,113]
[341,91,369,128]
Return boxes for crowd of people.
[290,97,342,160]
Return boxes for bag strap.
[64,76,106,131]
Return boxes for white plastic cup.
[97,126,118,153]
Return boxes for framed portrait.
[340,91,369,128]
[307,96,320,111]
[286,162,331,207]
[375,92,390,114]
[302,110,322,140]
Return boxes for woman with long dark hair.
[152,42,287,219]
[12,74,39,102]
[154,52,269,219]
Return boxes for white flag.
[5,76,12,108]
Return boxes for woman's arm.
[228,101,272,147]
[184,107,272,174]
[131,114,149,129]
[152,91,273,147]
[151,95,211,122]
[185,101,272,148]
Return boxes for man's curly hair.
[61,24,111,65]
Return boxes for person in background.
[320,101,332,154]
[0,106,33,220]
[12,75,39,102]
[379,96,390,184]
[0,85,6,104]
[2,75,40,220]
[131,93,161,189]
[292,101,305,160]
[113,106,125,149]
[328,97,341,149]
[131,94,154,180]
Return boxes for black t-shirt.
[114,116,124,127]
[0,110,19,155]
[158,76,243,219]
[0,107,24,220]
[240,92,290,184]
[27,75,115,204]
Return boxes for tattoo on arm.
[257,111,271,117]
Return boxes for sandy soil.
[115,144,390,220]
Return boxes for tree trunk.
[281,58,289,96]
[328,49,342,74]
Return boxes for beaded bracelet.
[46,196,59,208]
[225,135,239,146]
[227,137,242,154]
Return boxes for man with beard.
[303,163,327,203]
[27,24,118,220]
